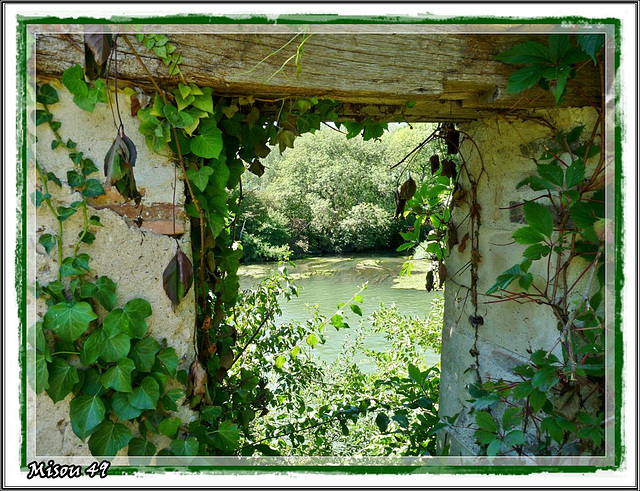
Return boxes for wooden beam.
[33,26,601,122]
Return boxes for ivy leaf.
[186,166,214,192]
[35,110,53,126]
[83,178,105,198]
[274,129,296,154]
[111,392,143,421]
[154,348,178,377]
[104,129,141,204]
[80,328,107,365]
[36,353,50,393]
[128,437,156,456]
[99,332,131,363]
[212,420,239,452]
[88,420,132,456]
[80,276,117,311]
[70,395,106,440]
[523,201,554,238]
[158,417,181,438]
[46,358,79,402]
[192,87,214,113]
[190,118,223,159]
[163,104,196,129]
[62,64,88,97]
[38,234,56,255]
[130,337,161,372]
[128,376,160,410]
[101,358,135,393]
[248,158,265,177]
[43,302,97,342]
[163,245,194,309]
[506,66,546,94]
[171,437,199,456]
[522,243,551,260]
[37,83,59,105]
[375,412,390,432]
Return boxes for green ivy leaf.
[81,368,106,397]
[62,64,88,97]
[37,83,60,105]
[128,437,156,456]
[83,178,105,198]
[35,110,53,126]
[213,420,239,452]
[101,358,135,393]
[129,337,161,372]
[39,234,56,255]
[88,420,132,456]
[163,104,196,129]
[46,358,79,402]
[523,201,554,238]
[70,395,106,440]
[128,376,160,410]
[158,417,181,438]
[171,437,199,456]
[80,328,107,365]
[36,353,50,393]
[190,118,223,159]
[100,332,131,363]
[86,276,117,311]
[154,348,178,377]
[186,166,214,192]
[44,302,97,342]
[111,392,143,421]
[192,87,214,113]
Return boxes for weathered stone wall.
[27,85,196,459]
[439,107,601,455]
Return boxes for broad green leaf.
[275,355,286,369]
[565,158,586,188]
[35,110,53,126]
[523,201,554,238]
[475,411,499,433]
[213,420,239,452]
[155,348,178,377]
[163,104,196,129]
[89,276,117,311]
[103,309,129,337]
[192,88,214,113]
[529,389,547,412]
[306,333,318,348]
[209,159,231,189]
[506,65,546,94]
[392,413,409,428]
[61,64,88,97]
[112,392,142,420]
[83,179,105,198]
[537,163,564,187]
[512,381,533,401]
[408,363,423,384]
[128,376,160,410]
[158,417,181,438]
[522,243,551,260]
[474,429,498,445]
[67,170,85,188]
[516,175,555,191]
[80,328,107,365]
[503,429,526,448]
[88,420,132,456]
[81,368,107,396]
[171,437,199,456]
[101,358,135,393]
[349,304,363,316]
[486,439,502,457]
[330,314,346,330]
[512,226,546,245]
[502,407,522,430]
[576,34,604,64]
[46,358,79,402]
[190,118,223,159]
[130,337,161,372]
[43,302,97,342]
[495,41,551,64]
[39,234,56,255]
[37,83,60,105]
[531,366,559,391]
[70,395,106,439]
[35,353,49,393]
[100,332,131,363]
[548,35,572,64]
[518,273,533,291]
[186,166,214,192]
[128,437,156,456]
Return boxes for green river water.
[238,254,441,371]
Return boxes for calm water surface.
[239,255,441,371]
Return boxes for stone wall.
[27,85,196,460]
[438,107,601,455]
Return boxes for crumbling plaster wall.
[28,85,196,459]
[439,107,600,455]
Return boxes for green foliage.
[495,34,602,103]
[476,123,605,456]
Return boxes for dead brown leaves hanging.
[84,25,113,81]
[104,126,142,204]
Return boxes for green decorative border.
[16,12,624,477]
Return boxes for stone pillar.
[27,85,196,458]
[438,107,600,455]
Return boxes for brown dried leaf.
[130,95,141,117]
[447,226,458,251]
[425,270,434,292]
[399,176,417,201]
[188,360,207,397]
[162,245,194,309]
[471,249,483,264]
[219,350,234,370]
[430,154,440,175]
[458,233,471,253]
[248,158,265,177]
[438,262,447,287]
[445,124,460,154]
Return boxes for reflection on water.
[239,255,441,371]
